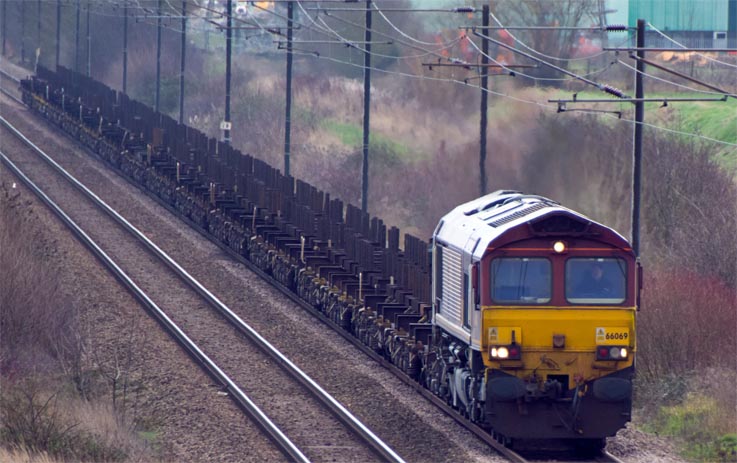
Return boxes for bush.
[0,185,81,378]
[0,380,78,458]
[0,183,158,461]
[638,268,737,380]
[718,434,737,462]
[0,378,153,462]
[637,368,737,462]
[646,390,737,462]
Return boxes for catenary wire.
[648,22,737,69]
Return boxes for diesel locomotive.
[427,191,640,450]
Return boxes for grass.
[319,118,418,165]
[644,394,737,462]
[636,368,737,463]
[547,88,737,171]
[0,182,161,462]
[669,98,737,171]
[137,429,162,453]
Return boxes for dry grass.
[0,445,63,463]
[1,378,156,462]
[0,181,159,462]
[0,184,79,378]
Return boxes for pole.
[204,0,213,51]
[223,0,232,144]
[86,0,90,76]
[155,0,162,112]
[75,0,80,72]
[123,3,128,93]
[361,0,372,212]
[631,19,645,257]
[37,0,41,55]
[2,0,6,57]
[479,4,489,196]
[55,0,60,69]
[284,0,293,176]
[21,0,25,64]
[179,1,186,124]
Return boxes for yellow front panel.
[481,307,636,388]
[483,307,636,350]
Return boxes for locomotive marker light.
[596,346,629,361]
[553,240,566,253]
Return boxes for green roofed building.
[627,0,736,47]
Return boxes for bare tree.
[489,0,604,81]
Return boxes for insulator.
[606,24,628,31]
[603,85,625,98]
[454,7,476,13]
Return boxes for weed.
[0,183,160,462]
[0,183,81,378]
[638,369,737,462]
[718,434,737,462]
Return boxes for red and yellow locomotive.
[428,191,640,450]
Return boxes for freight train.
[19,66,639,452]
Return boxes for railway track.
[0,115,404,463]
[0,62,630,463]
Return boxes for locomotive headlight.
[490,345,521,360]
[553,241,566,253]
[620,348,628,358]
[609,347,621,359]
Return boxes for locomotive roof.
[433,190,632,260]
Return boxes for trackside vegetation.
[0,181,162,462]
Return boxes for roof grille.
[531,215,590,234]
[488,202,547,228]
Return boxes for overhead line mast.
[361,0,371,213]
[179,0,187,124]
[284,0,293,176]
[155,0,162,112]
[479,4,488,196]
[223,0,232,144]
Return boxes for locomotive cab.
[431,191,639,447]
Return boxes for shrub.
[647,391,737,462]
[0,378,154,462]
[0,186,81,378]
[718,434,737,462]
[638,368,737,462]
[0,379,78,457]
[638,268,737,380]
